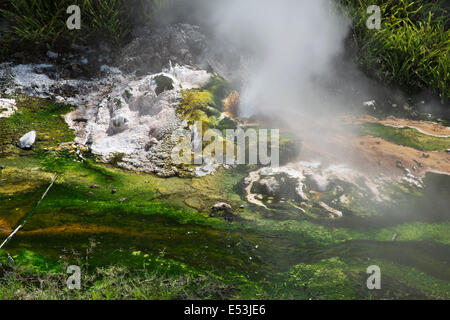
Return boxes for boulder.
[18,131,36,149]
[111,115,128,132]
[154,75,174,95]
[253,177,280,197]
[211,202,234,222]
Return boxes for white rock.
[363,100,376,107]
[0,99,17,118]
[19,131,36,149]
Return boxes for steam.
[209,0,351,118]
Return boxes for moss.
[179,90,215,118]
[269,256,450,300]
[0,97,75,157]
[154,75,174,95]
[356,122,450,151]
[203,77,233,111]
[0,250,60,275]
[271,257,358,299]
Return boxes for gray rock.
[111,115,128,133]
[212,202,232,211]
[46,51,59,59]
[254,177,280,197]
[18,131,36,149]
[211,202,234,222]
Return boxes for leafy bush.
[340,0,449,102]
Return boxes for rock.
[18,131,36,149]
[46,51,59,59]
[253,177,280,197]
[363,100,376,110]
[119,198,127,203]
[145,138,159,151]
[111,115,128,133]
[212,202,232,212]
[211,202,235,222]
[422,153,430,158]
[0,99,17,118]
[90,184,100,189]
[240,205,245,209]
[154,75,174,95]
[111,188,117,194]
[396,160,405,169]
[319,202,343,218]
[446,149,450,154]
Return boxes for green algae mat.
[0,97,449,300]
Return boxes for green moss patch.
[0,98,75,157]
[356,122,450,151]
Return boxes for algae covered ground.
[0,97,449,300]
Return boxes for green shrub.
[340,0,449,102]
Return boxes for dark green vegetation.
[356,122,450,151]
[340,0,449,102]
[0,0,173,56]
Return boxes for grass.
[0,249,255,300]
[0,0,174,57]
[356,122,450,151]
[340,0,449,102]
